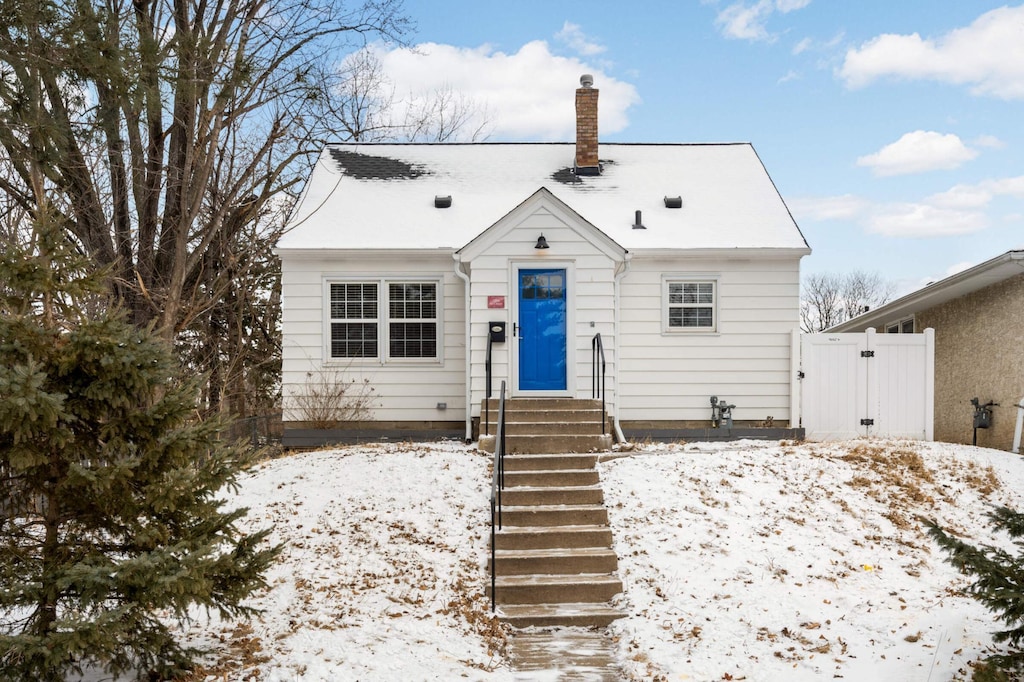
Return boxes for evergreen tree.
[0,213,280,680]
[925,508,1024,676]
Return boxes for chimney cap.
[579,74,594,88]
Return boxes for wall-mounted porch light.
[534,234,550,249]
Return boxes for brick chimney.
[575,74,600,175]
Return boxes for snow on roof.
[277,143,810,252]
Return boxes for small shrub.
[293,368,375,429]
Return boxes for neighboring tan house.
[275,76,811,446]
[830,250,1024,451]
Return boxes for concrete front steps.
[488,452,625,629]
[479,398,613,454]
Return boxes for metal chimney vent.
[632,210,645,229]
[580,73,594,88]
[434,195,452,208]
[664,196,683,209]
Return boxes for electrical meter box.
[974,408,992,429]
[489,321,506,343]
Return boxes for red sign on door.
[488,295,505,309]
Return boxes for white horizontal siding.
[464,204,618,415]
[618,256,801,424]
[280,252,466,423]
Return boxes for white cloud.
[777,69,800,84]
[973,134,1005,149]
[366,41,640,141]
[792,37,812,55]
[714,0,812,42]
[555,22,606,57]
[839,5,1024,99]
[856,131,978,177]
[928,176,1024,209]
[867,204,987,237]
[790,174,1024,238]
[788,194,867,221]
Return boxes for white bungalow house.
[276,77,811,446]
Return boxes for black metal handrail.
[489,380,507,613]
[592,333,606,435]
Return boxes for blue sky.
[359,1,1024,293]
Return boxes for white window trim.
[662,274,720,334]
[323,275,444,365]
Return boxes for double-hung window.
[328,279,439,361]
[388,283,437,358]
[329,283,379,358]
[664,278,717,332]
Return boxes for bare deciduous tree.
[332,46,493,142]
[0,5,493,418]
[801,271,896,332]
[0,0,409,339]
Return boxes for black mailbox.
[489,321,506,343]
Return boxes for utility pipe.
[452,253,473,443]
[611,253,632,444]
[1013,396,1024,455]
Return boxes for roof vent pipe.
[434,195,452,208]
[632,210,645,229]
[664,196,682,209]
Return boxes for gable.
[457,187,626,262]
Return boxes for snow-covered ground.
[161,439,1024,680]
[602,439,1024,681]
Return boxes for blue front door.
[518,268,567,391]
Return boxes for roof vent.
[434,195,452,208]
[580,73,594,88]
[664,196,682,209]
[632,210,645,229]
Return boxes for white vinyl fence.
[798,328,934,441]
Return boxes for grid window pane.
[331,322,378,357]
[390,322,437,358]
[330,283,377,319]
[667,280,714,329]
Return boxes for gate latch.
[860,350,875,358]
[860,418,874,426]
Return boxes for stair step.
[494,525,613,551]
[499,602,626,628]
[501,485,604,506]
[506,434,613,455]
[491,547,619,575]
[503,454,597,471]
[502,504,608,527]
[503,469,600,487]
[484,398,603,411]
[498,421,605,436]
[489,573,622,605]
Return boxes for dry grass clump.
[442,560,510,659]
[179,623,271,680]
[840,442,935,507]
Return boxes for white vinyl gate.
[799,328,934,441]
